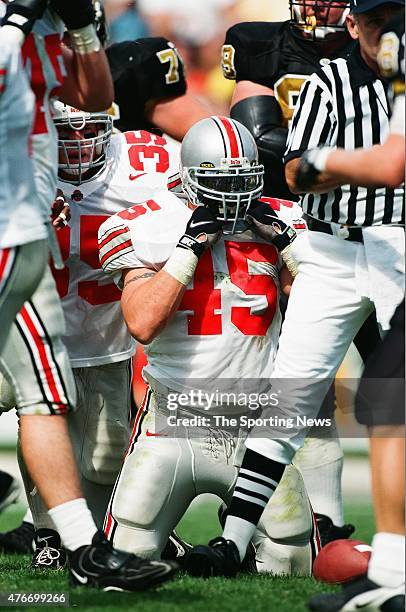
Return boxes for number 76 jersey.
[53,130,181,367]
[99,190,285,393]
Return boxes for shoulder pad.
[222,21,286,83]
[107,37,187,132]
[98,191,190,278]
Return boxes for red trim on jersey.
[218,116,240,157]
[98,227,129,251]
[259,197,295,211]
[168,177,182,189]
[0,249,11,286]
[19,305,65,408]
[100,240,133,267]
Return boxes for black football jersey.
[107,37,187,133]
[222,21,354,126]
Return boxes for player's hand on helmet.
[246,200,296,252]
[2,0,48,37]
[51,189,71,231]
[246,200,299,277]
[295,148,333,192]
[177,206,223,258]
[50,0,95,31]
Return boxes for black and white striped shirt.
[284,45,404,226]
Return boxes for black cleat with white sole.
[0,521,35,554]
[68,531,178,591]
[185,537,241,578]
[31,529,66,570]
[217,504,257,574]
[308,576,405,611]
[161,530,193,566]
[315,514,356,548]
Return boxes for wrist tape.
[162,246,199,286]
[281,244,298,278]
[69,24,100,54]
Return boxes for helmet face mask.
[53,103,113,185]
[289,0,350,40]
[181,117,264,234]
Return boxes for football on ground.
[313,539,372,584]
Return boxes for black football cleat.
[0,472,20,513]
[161,530,193,565]
[68,531,178,591]
[0,521,35,554]
[308,576,405,611]
[31,529,66,570]
[184,537,241,578]
[316,514,355,548]
[217,504,257,574]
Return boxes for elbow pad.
[231,96,288,161]
[231,96,295,200]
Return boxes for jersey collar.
[347,43,382,87]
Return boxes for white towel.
[357,226,405,331]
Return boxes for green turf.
[0,499,374,612]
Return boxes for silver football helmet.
[181,116,264,234]
[290,0,350,40]
[53,101,113,185]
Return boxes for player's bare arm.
[324,137,404,188]
[121,205,222,344]
[54,0,113,111]
[230,80,275,107]
[60,44,113,111]
[146,93,213,142]
[120,266,186,345]
[285,157,344,194]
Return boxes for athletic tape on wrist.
[162,246,199,286]
[314,147,334,173]
[69,24,101,54]
[281,244,298,278]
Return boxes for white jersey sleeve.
[0,32,47,248]
[98,190,191,286]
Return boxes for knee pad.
[0,371,16,412]
[257,464,312,543]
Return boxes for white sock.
[22,508,33,525]
[368,532,405,588]
[294,435,344,526]
[223,516,257,562]
[48,498,97,552]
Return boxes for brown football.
[313,539,372,584]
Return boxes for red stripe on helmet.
[218,116,241,158]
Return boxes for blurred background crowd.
[104,0,289,112]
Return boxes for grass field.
[0,498,375,612]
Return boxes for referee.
[182,0,405,604]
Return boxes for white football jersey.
[99,190,302,410]
[0,32,47,248]
[54,131,181,367]
[22,8,66,216]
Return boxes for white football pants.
[105,380,320,575]
[247,229,404,464]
